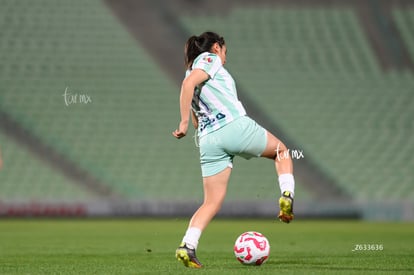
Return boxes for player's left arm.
[173,69,208,139]
[191,110,198,129]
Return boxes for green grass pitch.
[0,219,413,274]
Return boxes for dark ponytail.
[184,31,225,69]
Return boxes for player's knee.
[274,142,290,160]
[203,200,223,214]
[275,142,288,153]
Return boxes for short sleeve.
[192,53,222,79]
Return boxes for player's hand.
[172,121,189,139]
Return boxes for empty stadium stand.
[0,0,312,209]
[393,8,414,62]
[0,128,96,202]
[0,0,412,219]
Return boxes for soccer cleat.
[175,242,203,268]
[278,191,294,223]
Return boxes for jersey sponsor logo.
[199,112,226,132]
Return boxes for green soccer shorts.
[199,116,267,177]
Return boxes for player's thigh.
[261,131,288,159]
[202,167,232,205]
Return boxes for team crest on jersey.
[203,56,213,63]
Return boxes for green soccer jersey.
[187,52,246,136]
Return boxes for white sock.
[182,227,202,250]
[279,173,295,197]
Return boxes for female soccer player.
[173,31,295,268]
